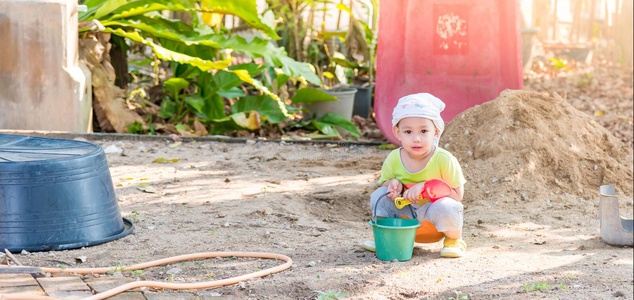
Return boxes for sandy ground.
[6,90,634,300]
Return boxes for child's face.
[392,117,439,157]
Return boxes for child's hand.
[385,179,403,200]
[403,182,424,204]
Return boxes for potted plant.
[303,33,358,120]
[332,0,377,119]
[333,57,372,118]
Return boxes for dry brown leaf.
[193,120,209,136]
[80,34,143,133]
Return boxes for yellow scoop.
[394,196,429,209]
[394,197,412,209]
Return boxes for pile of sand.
[443,90,633,202]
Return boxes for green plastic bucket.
[369,218,421,261]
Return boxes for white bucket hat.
[392,93,445,146]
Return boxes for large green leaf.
[133,15,196,35]
[199,0,279,40]
[213,70,243,91]
[159,38,217,62]
[80,0,132,21]
[193,72,226,121]
[159,97,176,119]
[109,3,190,20]
[217,35,270,57]
[230,70,290,117]
[275,73,290,89]
[227,62,266,77]
[206,68,257,99]
[218,36,321,85]
[82,0,196,21]
[93,0,131,20]
[163,77,189,98]
[316,113,361,138]
[103,28,231,71]
[100,19,221,48]
[184,95,204,113]
[103,0,278,39]
[199,94,226,121]
[211,111,261,131]
[310,120,341,137]
[278,55,321,85]
[231,95,285,124]
[217,87,245,99]
[290,87,337,104]
[84,0,278,39]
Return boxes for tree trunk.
[552,0,559,40]
[336,0,343,29]
[288,0,302,61]
[587,0,596,44]
[534,0,551,41]
[616,0,633,66]
[569,0,582,43]
[109,38,128,89]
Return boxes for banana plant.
[331,0,378,84]
[79,0,323,133]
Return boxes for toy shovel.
[394,179,452,209]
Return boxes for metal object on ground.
[599,185,633,247]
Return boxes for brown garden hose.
[0,251,292,300]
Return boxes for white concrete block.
[0,0,92,132]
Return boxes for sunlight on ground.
[611,258,634,266]
[108,161,380,214]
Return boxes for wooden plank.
[84,277,138,293]
[0,284,46,296]
[36,276,91,292]
[145,292,197,300]
[0,273,38,288]
[198,294,243,300]
[104,291,146,300]
[46,290,93,299]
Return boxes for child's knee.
[434,197,463,216]
[371,186,389,198]
[369,186,389,208]
[429,197,464,232]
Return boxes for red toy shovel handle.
[421,179,452,202]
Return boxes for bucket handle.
[372,192,417,225]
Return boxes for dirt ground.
[6,90,634,299]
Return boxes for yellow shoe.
[440,238,466,258]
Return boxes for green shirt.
[379,147,466,188]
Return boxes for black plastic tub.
[0,133,133,252]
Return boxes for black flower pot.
[352,86,374,118]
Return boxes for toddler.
[366,93,467,258]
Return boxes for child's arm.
[402,182,464,203]
[382,179,403,200]
[449,185,464,202]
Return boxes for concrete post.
[0,0,92,132]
